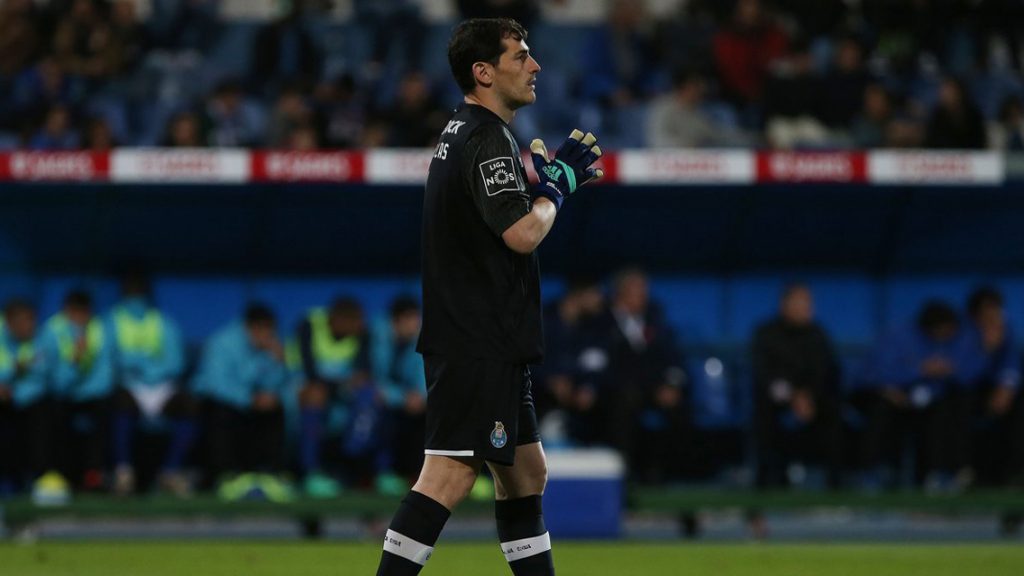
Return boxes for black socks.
[376,491,451,576]
[496,495,555,575]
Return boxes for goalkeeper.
[374,18,603,576]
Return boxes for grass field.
[1,542,1021,575]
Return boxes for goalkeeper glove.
[530,129,604,210]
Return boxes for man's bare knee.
[412,456,481,510]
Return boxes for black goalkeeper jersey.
[416,102,544,364]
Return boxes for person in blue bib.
[295,296,371,498]
[106,272,196,497]
[36,290,116,492]
[0,299,49,495]
[370,296,428,496]
[192,304,290,498]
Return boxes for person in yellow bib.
[36,290,115,492]
[106,272,196,497]
[296,297,371,498]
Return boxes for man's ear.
[472,61,493,88]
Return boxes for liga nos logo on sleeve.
[479,157,519,196]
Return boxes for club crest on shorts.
[490,421,508,448]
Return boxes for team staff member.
[107,272,195,497]
[0,300,48,492]
[37,291,116,491]
[295,297,370,498]
[375,18,603,576]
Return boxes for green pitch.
[1,542,1022,575]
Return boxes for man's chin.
[513,93,537,109]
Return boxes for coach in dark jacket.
[752,283,842,489]
[596,268,688,483]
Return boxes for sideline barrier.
[0,149,1010,185]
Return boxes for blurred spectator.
[29,104,80,150]
[537,277,606,446]
[107,271,195,497]
[965,288,1024,486]
[295,297,370,498]
[850,83,893,149]
[820,35,872,129]
[109,0,148,73]
[153,0,221,55]
[657,0,717,77]
[192,304,289,494]
[370,296,426,495]
[312,74,366,149]
[856,301,985,492]
[596,268,688,483]
[163,111,203,147]
[10,56,83,131]
[81,116,116,151]
[251,1,323,93]
[0,299,47,495]
[0,0,42,77]
[268,86,313,147]
[456,0,546,30]
[378,71,446,148]
[37,290,115,492]
[51,0,121,81]
[751,284,842,489]
[925,77,987,149]
[989,96,1024,150]
[774,0,849,39]
[713,0,788,108]
[354,0,426,77]
[763,38,831,148]
[286,122,319,150]
[646,68,748,148]
[974,0,1024,72]
[886,110,927,148]
[202,79,265,148]
[579,0,664,108]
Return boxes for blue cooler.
[543,449,624,539]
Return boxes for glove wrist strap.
[531,184,564,211]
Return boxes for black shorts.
[422,355,541,466]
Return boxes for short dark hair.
[967,286,1003,317]
[328,296,363,320]
[64,290,93,311]
[448,18,528,95]
[780,282,811,304]
[389,295,420,320]
[4,297,35,318]
[917,300,959,334]
[244,302,276,326]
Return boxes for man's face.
[616,275,648,316]
[781,288,814,326]
[974,303,1006,347]
[392,311,421,341]
[329,312,363,338]
[65,306,92,328]
[927,323,958,344]
[247,322,276,350]
[491,36,541,110]
[5,309,36,341]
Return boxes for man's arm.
[468,127,601,254]
[501,196,557,254]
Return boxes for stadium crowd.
[1,270,1022,502]
[1,0,1024,151]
